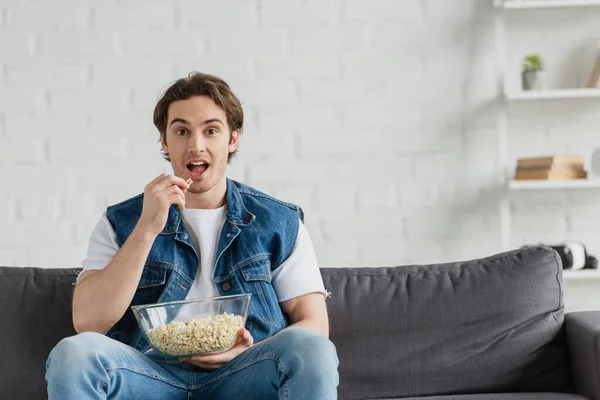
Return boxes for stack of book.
[514,155,587,180]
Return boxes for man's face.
[161,95,239,195]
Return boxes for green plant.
[522,54,544,73]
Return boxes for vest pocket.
[132,265,168,306]
[138,264,168,287]
[240,259,272,283]
[237,259,285,338]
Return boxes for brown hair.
[153,72,244,162]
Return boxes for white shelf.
[495,0,600,251]
[503,0,600,10]
[506,88,600,100]
[509,179,600,190]
[563,269,600,281]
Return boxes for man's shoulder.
[232,180,303,218]
[106,193,144,219]
[107,193,144,209]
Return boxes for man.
[46,72,339,399]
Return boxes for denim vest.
[105,178,303,353]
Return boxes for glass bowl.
[131,293,251,358]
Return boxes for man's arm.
[280,292,330,337]
[72,173,189,334]
[271,220,329,337]
[180,292,330,370]
[73,227,158,334]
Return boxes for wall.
[1,0,599,276]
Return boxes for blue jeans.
[46,327,339,399]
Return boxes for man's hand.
[179,328,254,370]
[137,173,190,236]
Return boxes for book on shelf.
[588,53,600,88]
[514,154,588,181]
[513,168,588,181]
[516,155,585,170]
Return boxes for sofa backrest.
[0,246,572,400]
[320,246,573,400]
[0,267,77,400]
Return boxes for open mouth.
[186,161,209,179]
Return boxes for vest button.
[222,283,231,291]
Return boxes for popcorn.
[185,178,193,186]
[146,312,244,356]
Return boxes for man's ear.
[160,133,168,153]
[228,130,240,153]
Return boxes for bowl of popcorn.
[131,293,251,358]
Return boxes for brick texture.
[1,0,598,270]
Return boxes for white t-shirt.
[180,206,226,300]
[80,208,326,303]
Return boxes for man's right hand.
[137,173,190,236]
[73,172,190,334]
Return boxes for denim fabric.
[105,179,304,352]
[46,328,339,399]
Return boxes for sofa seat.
[393,394,589,400]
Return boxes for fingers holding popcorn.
[138,174,191,235]
[184,178,193,192]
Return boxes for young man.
[46,72,339,399]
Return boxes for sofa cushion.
[395,394,588,400]
[0,267,77,400]
[321,246,572,400]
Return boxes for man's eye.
[176,129,187,136]
[207,128,218,135]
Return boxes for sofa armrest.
[565,311,600,400]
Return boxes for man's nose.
[189,131,206,152]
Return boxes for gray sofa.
[1,246,599,399]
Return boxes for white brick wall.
[261,1,339,26]
[1,0,599,271]
[6,4,91,30]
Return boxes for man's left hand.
[179,327,254,370]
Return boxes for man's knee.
[275,328,339,373]
[47,332,110,367]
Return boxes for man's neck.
[184,177,227,210]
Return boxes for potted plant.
[522,54,545,91]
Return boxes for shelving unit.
[502,0,600,10]
[505,88,600,100]
[563,269,600,281]
[509,179,600,190]
[494,0,600,252]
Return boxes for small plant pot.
[522,71,545,91]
